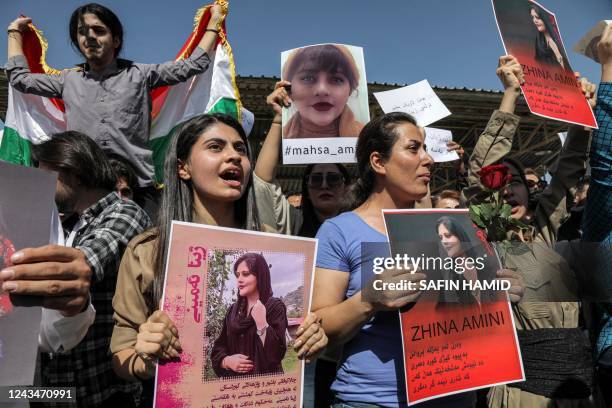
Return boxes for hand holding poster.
[281,43,369,164]
[383,209,524,405]
[154,222,316,407]
[423,128,460,163]
[492,0,598,128]
[373,80,452,126]
[0,161,57,386]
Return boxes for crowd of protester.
[1,3,611,408]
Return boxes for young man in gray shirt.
[6,3,225,216]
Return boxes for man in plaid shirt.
[581,24,612,406]
[27,132,150,407]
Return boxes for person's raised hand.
[0,245,91,316]
[364,267,425,312]
[222,354,254,373]
[209,4,226,26]
[496,268,525,303]
[135,310,181,364]
[266,80,292,117]
[446,140,465,158]
[598,24,612,82]
[496,55,524,92]
[575,74,597,108]
[7,17,31,33]
[293,313,328,363]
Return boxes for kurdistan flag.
[0,3,253,183]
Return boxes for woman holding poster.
[282,44,366,139]
[210,252,288,377]
[312,112,524,407]
[110,114,327,384]
[254,82,352,236]
[465,57,596,407]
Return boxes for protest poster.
[423,128,459,163]
[373,80,451,127]
[492,0,598,128]
[0,161,57,386]
[573,20,611,63]
[382,209,524,405]
[281,43,369,164]
[154,221,316,408]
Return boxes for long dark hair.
[351,112,418,208]
[152,114,260,304]
[31,131,116,191]
[530,5,568,68]
[69,3,124,58]
[233,253,273,309]
[298,163,350,238]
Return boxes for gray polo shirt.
[7,47,211,187]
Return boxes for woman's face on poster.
[530,8,546,33]
[438,224,464,258]
[290,69,352,127]
[235,261,258,299]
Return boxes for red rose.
[478,164,511,190]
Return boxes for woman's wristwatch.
[256,325,269,336]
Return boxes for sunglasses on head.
[307,172,345,189]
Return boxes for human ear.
[177,160,191,181]
[113,37,120,51]
[370,151,386,176]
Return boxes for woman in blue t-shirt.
[312,112,522,408]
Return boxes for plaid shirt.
[582,82,612,357]
[40,192,151,407]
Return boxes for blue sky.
[1,0,610,90]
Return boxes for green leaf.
[470,205,482,216]
[469,207,486,228]
[500,204,512,219]
[481,204,493,220]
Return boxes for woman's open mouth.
[220,168,243,188]
[312,102,334,112]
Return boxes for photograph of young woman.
[210,252,289,377]
[281,44,367,139]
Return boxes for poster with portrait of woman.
[280,43,369,164]
[491,0,597,128]
[382,209,524,406]
[0,161,57,386]
[154,221,316,408]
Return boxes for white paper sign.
[423,127,459,163]
[373,80,451,127]
[573,20,611,63]
[282,137,357,164]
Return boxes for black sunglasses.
[307,172,345,189]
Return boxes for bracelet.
[130,354,143,380]
[7,29,22,35]
[205,28,219,34]
[256,324,269,336]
